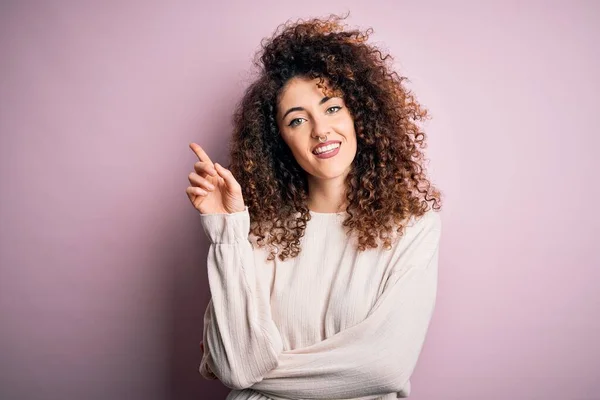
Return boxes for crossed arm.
[199,208,441,399]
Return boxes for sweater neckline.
[308,209,346,216]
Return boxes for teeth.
[313,143,340,154]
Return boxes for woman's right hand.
[186,143,246,215]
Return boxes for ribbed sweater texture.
[198,207,441,400]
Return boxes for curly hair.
[226,13,442,262]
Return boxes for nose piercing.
[318,134,328,143]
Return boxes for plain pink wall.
[1,1,598,399]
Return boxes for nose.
[311,115,331,140]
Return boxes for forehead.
[277,76,343,109]
[279,77,324,102]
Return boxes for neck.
[306,173,348,213]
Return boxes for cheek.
[280,131,298,150]
[339,114,356,135]
[281,134,311,160]
[343,124,357,145]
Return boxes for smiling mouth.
[312,143,341,155]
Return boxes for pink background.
[1,1,598,399]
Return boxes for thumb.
[214,163,240,191]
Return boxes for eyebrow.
[281,96,331,120]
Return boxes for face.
[276,76,357,181]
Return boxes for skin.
[186,145,245,215]
[186,76,358,216]
[187,80,358,376]
[276,77,358,213]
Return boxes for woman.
[185,14,443,400]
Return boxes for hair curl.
[227,13,442,262]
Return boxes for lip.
[312,140,341,154]
[314,145,340,159]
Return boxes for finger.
[214,163,240,191]
[194,161,218,177]
[186,188,194,204]
[188,172,216,191]
[189,143,214,166]
[186,186,208,199]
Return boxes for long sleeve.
[248,212,441,400]
[198,206,284,390]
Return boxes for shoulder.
[398,209,442,251]
[385,209,442,272]
[406,209,441,234]
[419,209,442,229]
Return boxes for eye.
[288,117,306,127]
[326,106,342,114]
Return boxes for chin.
[313,166,352,180]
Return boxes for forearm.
[250,250,438,399]
[199,207,284,389]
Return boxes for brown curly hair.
[226,13,442,262]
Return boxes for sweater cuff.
[199,206,250,244]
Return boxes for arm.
[249,212,441,400]
[198,206,283,390]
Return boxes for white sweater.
[198,206,441,400]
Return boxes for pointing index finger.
[189,143,213,166]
